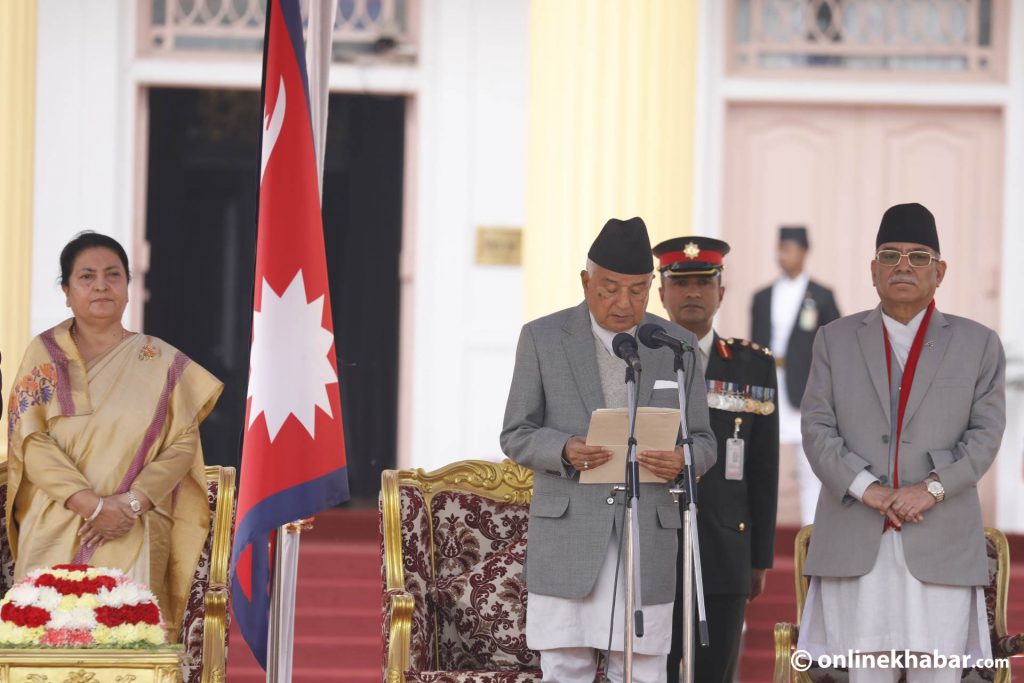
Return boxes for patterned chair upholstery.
[380,460,544,683]
[0,461,236,683]
[773,525,1024,683]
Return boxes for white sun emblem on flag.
[247,271,337,441]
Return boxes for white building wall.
[32,0,136,334]
[406,0,528,471]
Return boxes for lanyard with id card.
[724,417,744,481]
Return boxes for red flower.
[94,602,161,627]
[35,573,117,596]
[51,564,91,572]
[1,602,50,628]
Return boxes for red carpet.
[226,508,381,683]
[225,513,1024,682]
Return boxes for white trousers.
[796,442,821,526]
[776,368,820,526]
[538,647,667,683]
[848,657,962,683]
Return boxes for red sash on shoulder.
[882,299,935,532]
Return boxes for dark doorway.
[143,87,404,503]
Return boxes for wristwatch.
[126,490,143,517]
[926,477,945,503]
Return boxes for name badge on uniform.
[799,297,818,331]
[725,417,744,481]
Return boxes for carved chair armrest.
[384,588,415,683]
[774,622,799,683]
[994,632,1024,659]
[200,585,228,683]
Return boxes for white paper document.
[579,406,681,484]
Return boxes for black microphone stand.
[619,363,644,682]
[671,349,709,683]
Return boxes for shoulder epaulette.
[721,337,774,362]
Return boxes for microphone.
[612,333,643,372]
[638,323,693,354]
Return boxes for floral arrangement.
[0,564,167,648]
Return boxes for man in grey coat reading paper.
[500,217,717,683]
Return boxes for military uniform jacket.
[500,302,717,605]
[751,280,840,409]
[687,334,779,596]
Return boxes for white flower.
[7,584,40,607]
[67,606,98,630]
[47,610,72,630]
[35,587,61,610]
[98,584,143,607]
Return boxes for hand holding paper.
[563,435,613,472]
[637,448,685,481]
[579,407,681,484]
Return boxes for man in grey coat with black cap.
[501,217,716,683]
[797,203,1006,681]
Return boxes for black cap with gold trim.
[652,236,730,277]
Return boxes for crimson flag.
[230,0,350,668]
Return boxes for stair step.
[290,577,382,609]
[738,648,779,683]
[294,606,380,633]
[227,629,382,670]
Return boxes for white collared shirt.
[589,312,637,357]
[697,330,714,367]
[881,307,927,370]
[770,272,809,356]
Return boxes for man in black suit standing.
[751,226,840,525]
[655,236,779,683]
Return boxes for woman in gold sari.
[5,232,222,636]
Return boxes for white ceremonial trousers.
[526,532,673,654]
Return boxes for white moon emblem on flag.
[260,76,286,182]
[247,271,337,441]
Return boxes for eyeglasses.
[875,250,939,268]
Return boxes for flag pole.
[265,2,336,682]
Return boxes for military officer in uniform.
[654,236,780,683]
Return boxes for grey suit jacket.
[801,305,1005,586]
[500,302,717,605]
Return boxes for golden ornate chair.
[380,459,542,683]
[773,525,1024,683]
[0,461,236,683]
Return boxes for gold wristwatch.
[926,476,945,503]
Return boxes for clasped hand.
[74,494,138,549]
[862,481,936,527]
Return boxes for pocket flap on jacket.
[531,494,569,518]
[657,504,682,529]
[928,449,957,468]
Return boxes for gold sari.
[5,319,222,636]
